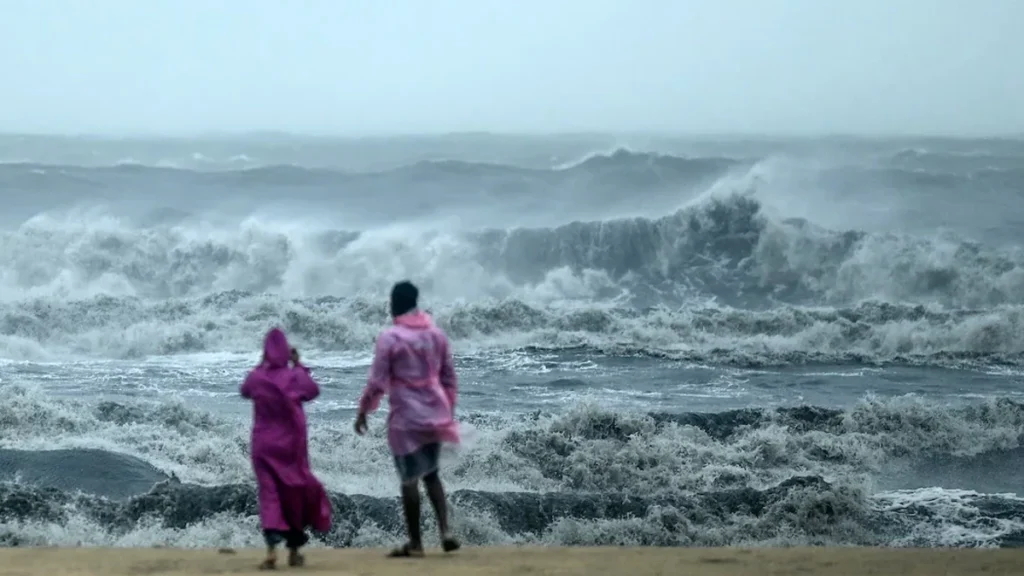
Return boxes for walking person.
[242,328,332,570]
[355,280,462,558]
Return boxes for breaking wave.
[1,185,1021,367]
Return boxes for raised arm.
[358,333,393,415]
[438,333,458,410]
[292,364,320,402]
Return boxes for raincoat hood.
[394,310,433,329]
[263,328,291,369]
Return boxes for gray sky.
[1,0,1021,136]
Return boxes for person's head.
[390,280,419,318]
[262,327,291,368]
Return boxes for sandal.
[442,537,461,553]
[288,552,305,567]
[258,558,277,570]
[387,543,425,558]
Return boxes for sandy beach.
[0,547,1020,576]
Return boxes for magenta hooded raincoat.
[241,328,332,535]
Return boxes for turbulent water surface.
[0,133,1023,548]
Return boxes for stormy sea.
[0,133,1022,548]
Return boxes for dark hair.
[390,280,419,317]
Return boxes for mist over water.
[1,134,1023,548]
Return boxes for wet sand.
[0,546,1021,575]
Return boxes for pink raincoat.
[241,328,332,535]
[359,310,460,456]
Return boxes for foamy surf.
[1,134,1022,548]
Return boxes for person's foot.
[258,557,277,570]
[288,549,305,567]
[387,542,425,558]
[441,534,461,553]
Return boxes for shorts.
[263,529,308,549]
[393,442,441,484]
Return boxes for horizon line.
[0,129,1022,141]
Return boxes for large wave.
[4,149,1022,305]
[1,178,1021,366]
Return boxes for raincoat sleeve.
[358,333,392,415]
[292,365,321,402]
[240,370,258,399]
[438,334,458,410]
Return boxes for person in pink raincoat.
[242,328,332,570]
[355,280,461,558]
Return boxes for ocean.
[0,133,1022,548]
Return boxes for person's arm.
[438,334,458,411]
[358,333,392,416]
[292,364,320,402]
[289,348,320,402]
[240,371,257,399]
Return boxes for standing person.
[355,280,462,558]
[242,328,332,570]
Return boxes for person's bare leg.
[388,480,425,557]
[287,531,306,567]
[259,533,279,570]
[423,470,460,552]
[261,545,277,569]
[423,470,450,537]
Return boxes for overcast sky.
[0,0,1021,136]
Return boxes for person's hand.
[290,347,300,366]
[354,412,368,436]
